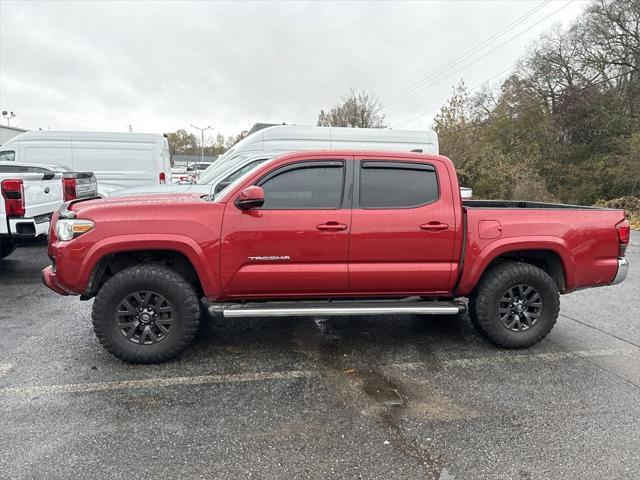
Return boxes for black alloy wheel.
[498,284,542,332]
[116,291,175,345]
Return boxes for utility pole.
[190,124,213,174]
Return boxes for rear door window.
[359,161,439,209]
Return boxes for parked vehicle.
[186,162,213,173]
[0,162,98,260]
[1,170,63,259]
[220,124,439,158]
[0,131,172,196]
[43,151,630,363]
[170,167,188,184]
[0,162,98,202]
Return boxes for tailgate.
[64,172,98,199]
[21,173,64,218]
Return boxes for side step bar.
[208,299,466,318]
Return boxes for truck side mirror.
[235,186,265,210]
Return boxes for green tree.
[165,129,199,156]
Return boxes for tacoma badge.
[248,256,291,261]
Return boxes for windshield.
[197,153,251,184]
[213,157,277,200]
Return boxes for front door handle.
[317,222,348,231]
[420,222,449,231]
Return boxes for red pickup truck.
[42,151,630,363]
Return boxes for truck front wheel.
[469,261,560,348]
[92,265,201,363]
[0,237,16,260]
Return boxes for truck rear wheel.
[0,237,16,260]
[469,261,559,348]
[92,265,201,363]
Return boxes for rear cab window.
[358,161,439,209]
[0,164,50,173]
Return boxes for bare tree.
[317,89,386,128]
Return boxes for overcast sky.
[0,0,587,140]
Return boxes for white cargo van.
[0,131,172,196]
[215,125,438,167]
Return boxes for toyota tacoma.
[42,151,630,363]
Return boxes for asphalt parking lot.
[0,234,638,480]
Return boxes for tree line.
[165,130,248,158]
[434,0,638,211]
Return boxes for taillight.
[62,177,77,201]
[616,219,630,257]
[159,172,166,184]
[1,179,25,217]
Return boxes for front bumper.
[610,258,629,285]
[42,265,70,295]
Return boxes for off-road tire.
[0,237,16,260]
[92,264,201,363]
[469,261,560,348]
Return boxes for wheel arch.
[80,235,218,299]
[456,237,574,296]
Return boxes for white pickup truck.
[0,171,64,259]
[1,163,99,259]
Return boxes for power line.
[382,0,575,110]
[439,68,636,139]
[381,0,552,107]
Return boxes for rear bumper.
[9,216,50,238]
[610,258,629,285]
[42,265,70,295]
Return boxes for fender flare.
[455,236,576,296]
[78,234,218,297]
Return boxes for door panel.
[220,209,351,295]
[348,159,456,294]
[220,159,352,297]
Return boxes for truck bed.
[455,204,627,296]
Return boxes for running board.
[208,299,466,318]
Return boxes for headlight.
[56,219,95,241]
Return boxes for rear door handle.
[317,222,348,231]
[420,222,449,231]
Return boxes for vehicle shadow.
[193,311,484,368]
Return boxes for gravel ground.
[0,233,638,479]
